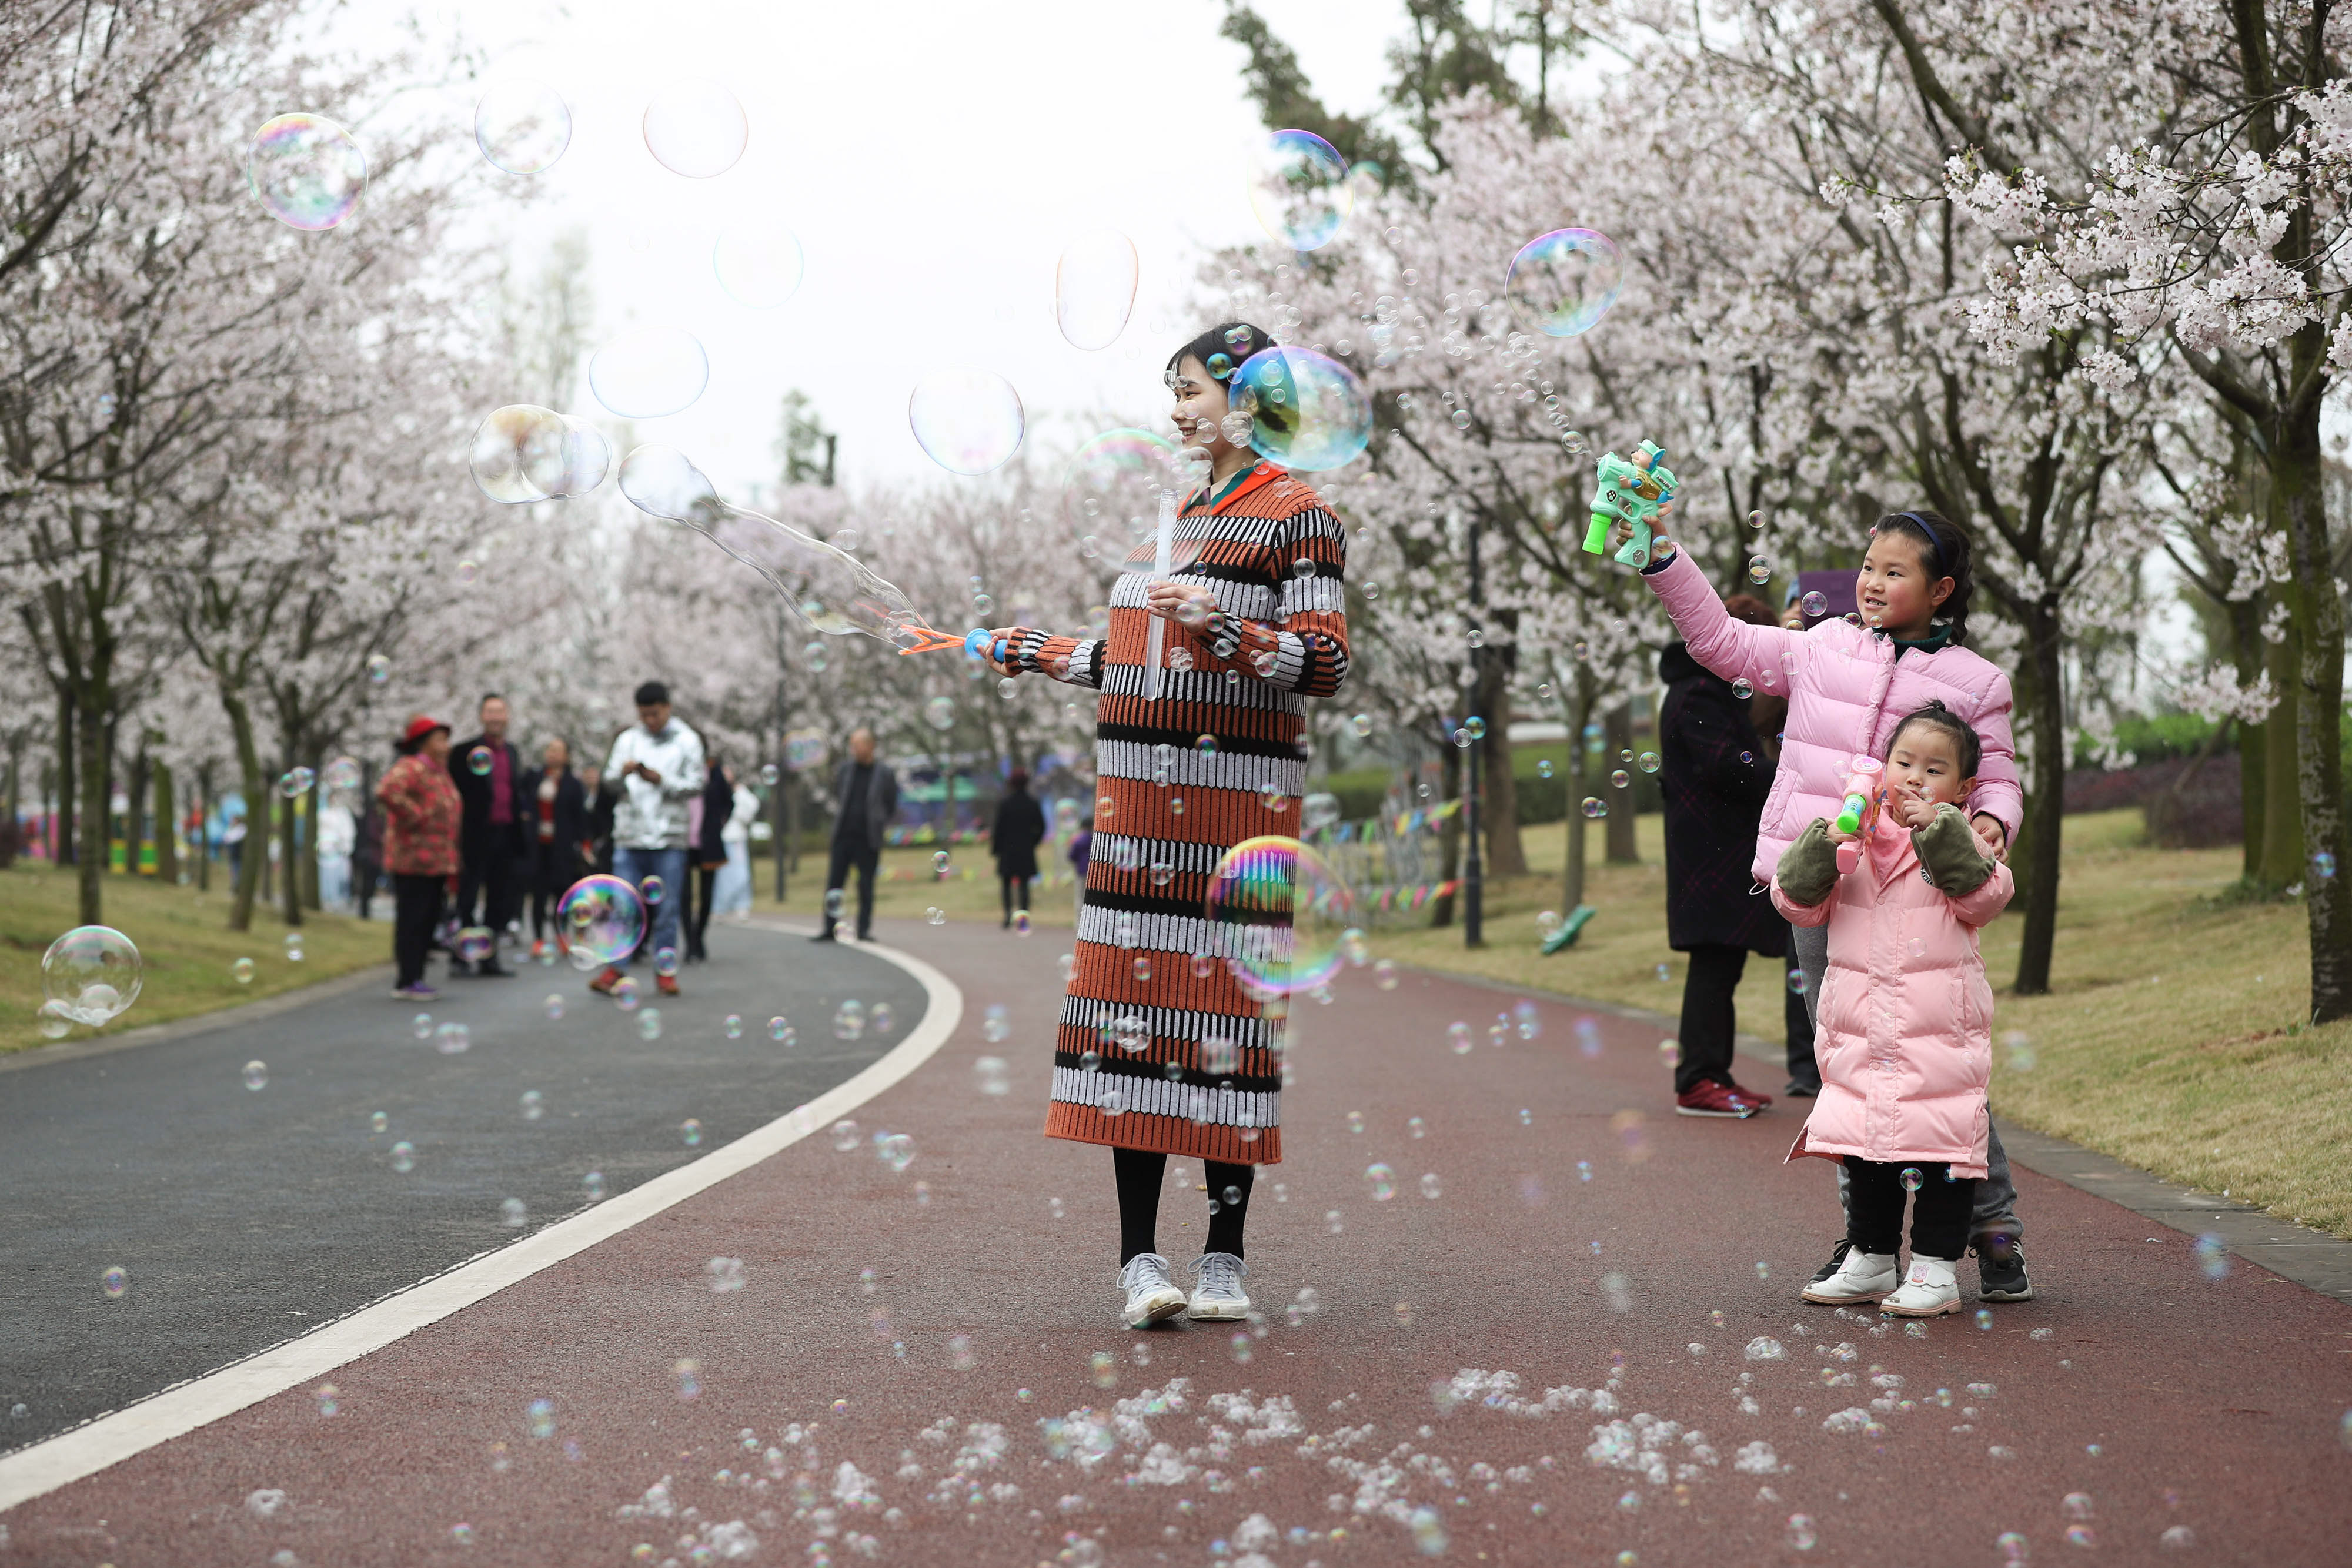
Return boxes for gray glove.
[1776,818,1839,908]
[1913,803,1996,896]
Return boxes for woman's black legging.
[1000,874,1031,924]
[1113,1146,1254,1263]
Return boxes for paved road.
[3,915,2349,1567]
[0,924,922,1455]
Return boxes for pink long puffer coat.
[1644,552,2024,885]
[1772,823,2014,1176]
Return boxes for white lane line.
[0,926,960,1514]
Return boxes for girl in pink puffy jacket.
[1772,702,2013,1316]
[1638,510,2036,1305]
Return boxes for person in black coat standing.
[1659,593,1812,1118]
[991,769,1047,927]
[686,757,732,962]
[813,727,898,942]
[447,693,527,976]
[520,737,589,953]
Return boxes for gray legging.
[1791,921,2021,1245]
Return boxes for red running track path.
[4,914,2348,1567]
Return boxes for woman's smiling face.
[1168,356,1235,456]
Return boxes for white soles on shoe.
[1879,1282,1962,1318]
[1187,1293,1251,1322]
[1125,1286,1189,1328]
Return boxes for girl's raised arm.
[1640,550,1802,686]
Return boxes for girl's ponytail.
[1875,510,1973,647]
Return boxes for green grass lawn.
[1,863,390,1055]
[1375,808,2352,1241]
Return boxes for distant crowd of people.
[370,681,759,1001]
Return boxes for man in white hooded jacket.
[594,681,705,997]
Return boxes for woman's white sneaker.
[1799,1248,1899,1305]
[1187,1252,1251,1320]
[1879,1255,1962,1317]
[1119,1253,1188,1327]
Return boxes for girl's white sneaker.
[1799,1248,1900,1305]
[1119,1253,1188,1327]
[1879,1256,1962,1318]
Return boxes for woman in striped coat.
[986,322,1351,1328]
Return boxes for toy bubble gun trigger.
[1832,755,1886,875]
[1583,439,1679,569]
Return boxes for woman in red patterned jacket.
[376,715,463,1001]
[984,322,1350,1330]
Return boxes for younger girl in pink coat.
[1773,703,2014,1317]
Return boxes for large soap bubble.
[643,78,747,178]
[714,224,805,309]
[41,926,143,1027]
[1246,130,1352,252]
[1230,347,1371,471]
[247,113,366,231]
[621,445,947,652]
[908,369,1024,476]
[1204,836,1354,997]
[1505,228,1623,338]
[473,81,572,174]
[469,406,609,502]
[1055,230,1138,352]
[589,328,709,420]
[1063,429,1181,570]
[557,874,646,967]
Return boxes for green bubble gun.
[1582,440,1679,569]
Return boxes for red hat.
[402,714,449,744]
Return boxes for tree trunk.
[1477,657,1528,877]
[1429,740,1461,928]
[56,690,76,868]
[196,765,214,893]
[2278,393,2352,1021]
[2012,600,2067,995]
[153,761,178,886]
[74,682,108,925]
[299,751,320,912]
[1562,671,1593,910]
[222,690,266,932]
[2257,608,2304,885]
[281,775,303,927]
[1602,702,1639,864]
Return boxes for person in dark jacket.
[581,763,619,874]
[813,727,898,942]
[353,786,385,922]
[447,693,527,977]
[1659,594,1802,1119]
[687,756,733,961]
[520,737,589,952]
[991,769,1047,928]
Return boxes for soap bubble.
[975,1055,1010,1095]
[1900,1166,1923,1192]
[638,1009,663,1040]
[613,976,640,1011]
[2193,1232,2229,1281]
[769,1015,792,1044]
[279,767,316,797]
[1801,590,1829,618]
[389,1141,417,1172]
[1448,1021,1473,1053]
[1374,958,1399,990]
[556,874,647,966]
[455,927,495,964]
[680,1118,702,1147]
[232,957,256,984]
[1788,969,1809,995]
[910,368,1025,475]
[1229,346,1372,472]
[435,1021,471,1054]
[243,1059,268,1091]
[464,746,493,777]
[2315,851,2339,880]
[322,756,362,793]
[825,888,846,919]
[366,653,390,684]
[1061,427,1182,546]
[1419,1172,1442,1199]
[544,994,564,1019]
[711,221,805,309]
[642,77,747,178]
[1055,229,1138,350]
[1638,751,1661,773]
[589,328,709,420]
[583,1171,606,1201]
[1246,129,1352,251]
[473,81,571,173]
[41,926,142,1025]
[1748,557,1772,584]
[102,1266,128,1297]
[1786,1514,1817,1550]
[2002,1030,2037,1071]
[925,695,957,731]
[1204,835,1355,996]
[1731,677,1753,699]
[1366,1163,1397,1201]
[1581,797,1606,818]
[246,113,366,230]
[1504,228,1623,337]
[470,406,608,504]
[501,1198,527,1228]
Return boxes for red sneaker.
[589,966,622,995]
[656,974,680,998]
[1676,1081,1761,1118]
[1726,1081,1775,1111]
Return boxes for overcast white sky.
[377,0,1415,496]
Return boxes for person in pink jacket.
[1635,509,2034,1303]
[1771,702,2013,1316]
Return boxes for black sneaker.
[1809,1238,1853,1286]
[807,931,836,943]
[1783,1078,1821,1099]
[1973,1236,2033,1302]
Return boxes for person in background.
[713,766,760,917]
[687,754,733,962]
[316,789,356,910]
[813,726,897,942]
[1068,812,1093,924]
[991,768,1046,928]
[353,787,385,922]
[596,682,705,997]
[521,737,588,956]
[581,762,618,874]
[1659,594,1788,1119]
[377,715,462,1000]
[222,808,247,883]
[448,693,527,977]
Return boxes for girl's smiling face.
[1856,529,1953,639]
[1168,356,1236,457]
